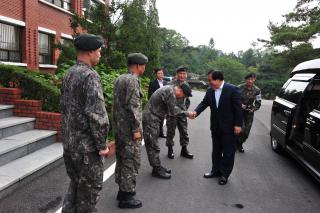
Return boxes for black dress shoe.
[168,146,174,159]
[238,147,245,153]
[218,176,228,185]
[238,145,245,153]
[152,167,171,179]
[203,171,221,178]
[159,133,167,138]
[181,146,194,159]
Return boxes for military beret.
[245,72,256,79]
[180,83,192,97]
[176,65,188,73]
[74,34,104,51]
[128,53,148,65]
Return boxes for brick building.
[0,0,106,73]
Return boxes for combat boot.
[161,165,171,174]
[117,190,136,201]
[181,146,194,159]
[152,166,171,179]
[118,192,142,209]
[168,146,174,159]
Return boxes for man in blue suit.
[192,70,242,185]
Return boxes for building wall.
[0,0,24,21]
[0,0,97,73]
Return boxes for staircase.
[0,104,63,199]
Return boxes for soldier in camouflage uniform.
[143,84,193,179]
[60,34,110,213]
[166,66,194,159]
[237,73,262,153]
[112,53,148,209]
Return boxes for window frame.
[44,0,72,11]
[0,22,22,63]
[38,32,54,65]
[279,80,310,104]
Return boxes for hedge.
[0,65,60,112]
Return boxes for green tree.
[258,0,320,54]
[207,57,247,85]
[145,0,161,76]
[117,0,148,55]
[70,0,125,69]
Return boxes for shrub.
[0,65,61,112]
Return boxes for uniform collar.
[76,60,92,68]
[245,84,254,90]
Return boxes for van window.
[279,80,309,104]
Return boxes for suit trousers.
[211,130,237,178]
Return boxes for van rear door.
[271,78,310,146]
[302,79,320,173]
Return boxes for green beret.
[74,34,104,51]
[176,65,188,73]
[180,83,192,97]
[245,72,256,79]
[128,53,148,65]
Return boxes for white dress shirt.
[214,81,224,108]
[157,79,164,88]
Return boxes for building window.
[60,38,73,46]
[39,32,53,64]
[0,22,22,62]
[45,0,71,11]
[83,0,102,19]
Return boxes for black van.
[270,58,320,182]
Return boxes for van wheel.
[271,136,283,154]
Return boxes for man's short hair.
[154,68,163,74]
[211,71,224,81]
[207,70,215,75]
[245,72,256,79]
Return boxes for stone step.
[0,143,63,199]
[0,117,35,140]
[0,130,57,167]
[0,105,14,119]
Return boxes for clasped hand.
[187,111,197,119]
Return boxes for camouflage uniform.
[143,86,187,168]
[112,72,143,193]
[238,83,261,145]
[166,79,190,147]
[60,61,109,213]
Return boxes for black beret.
[176,65,188,73]
[245,72,256,79]
[180,83,192,97]
[128,53,148,65]
[74,34,104,51]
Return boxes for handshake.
[187,111,197,119]
[242,104,254,113]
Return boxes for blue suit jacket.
[195,83,243,134]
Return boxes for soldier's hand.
[234,126,242,135]
[241,104,246,110]
[187,111,197,119]
[133,131,142,142]
[99,147,109,157]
